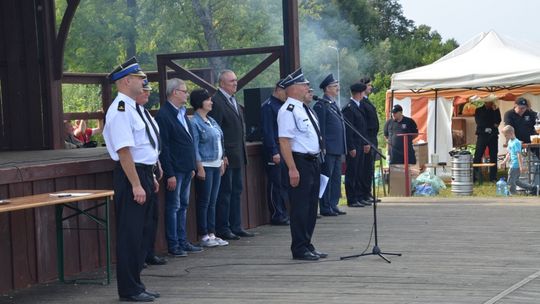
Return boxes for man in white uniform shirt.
[103,57,161,302]
[278,68,328,261]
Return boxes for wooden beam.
[157,46,283,61]
[165,60,217,94]
[282,0,300,74]
[54,0,80,80]
[237,51,281,90]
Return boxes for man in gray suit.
[209,70,254,240]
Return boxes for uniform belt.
[292,152,320,161]
[116,161,155,170]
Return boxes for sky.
[399,0,540,45]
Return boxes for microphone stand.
[313,96,401,263]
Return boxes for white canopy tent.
[391,30,540,90]
[388,31,540,164]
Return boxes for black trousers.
[473,134,498,181]
[265,159,289,223]
[359,149,375,199]
[145,191,158,260]
[345,151,364,204]
[114,164,155,297]
[289,154,320,257]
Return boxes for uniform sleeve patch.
[117,100,125,112]
[287,104,295,112]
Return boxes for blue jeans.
[165,171,192,251]
[195,167,221,236]
[320,154,342,214]
[216,166,243,234]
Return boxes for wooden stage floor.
[2,196,540,304]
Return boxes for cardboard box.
[413,142,428,167]
[389,164,419,196]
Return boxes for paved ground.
[2,196,540,304]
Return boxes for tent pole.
[434,89,438,156]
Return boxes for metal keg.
[451,152,473,195]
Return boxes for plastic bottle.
[496,178,508,196]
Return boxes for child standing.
[501,125,539,195]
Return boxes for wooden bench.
[472,163,496,184]
[0,189,114,284]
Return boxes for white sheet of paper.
[319,174,329,198]
[49,192,92,198]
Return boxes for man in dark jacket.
[342,83,370,208]
[383,104,418,164]
[473,95,501,182]
[313,74,347,216]
[210,69,254,240]
[156,78,202,257]
[358,77,379,203]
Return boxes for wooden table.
[0,189,114,285]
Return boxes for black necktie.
[136,104,160,152]
[303,104,323,155]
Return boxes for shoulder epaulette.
[117,100,125,112]
[287,104,295,111]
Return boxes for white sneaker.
[213,237,229,246]
[200,238,219,247]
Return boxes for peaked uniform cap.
[281,68,310,88]
[108,57,147,82]
[142,78,152,91]
[319,73,338,89]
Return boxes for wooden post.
[282,0,300,74]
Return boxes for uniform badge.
[525,115,530,121]
[401,124,407,129]
[287,104,295,112]
[118,100,125,112]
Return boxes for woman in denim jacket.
[190,89,228,247]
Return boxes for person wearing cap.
[313,73,347,216]
[260,78,290,225]
[358,77,380,203]
[155,78,202,258]
[473,94,501,182]
[133,79,168,269]
[209,69,254,240]
[384,104,418,164]
[342,82,370,208]
[278,68,327,261]
[504,97,538,143]
[103,57,161,302]
[190,89,229,248]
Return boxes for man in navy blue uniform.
[261,79,290,225]
[358,77,379,203]
[342,83,370,208]
[313,74,347,216]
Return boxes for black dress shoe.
[367,196,381,202]
[144,290,160,298]
[320,211,338,216]
[216,231,240,240]
[316,214,322,218]
[271,219,290,226]
[348,202,364,208]
[311,250,328,258]
[233,230,255,237]
[359,200,372,206]
[334,209,347,215]
[142,263,147,269]
[293,251,319,261]
[145,255,167,265]
[120,292,155,302]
